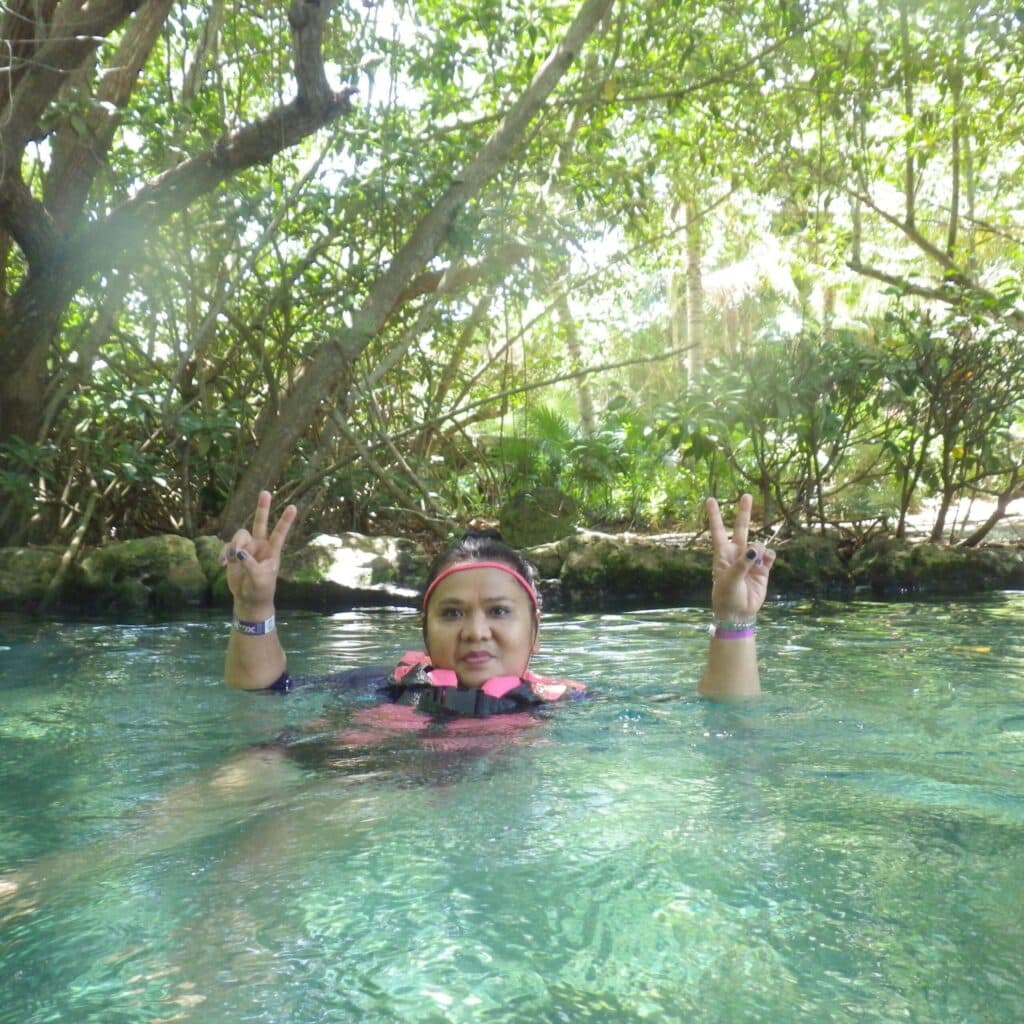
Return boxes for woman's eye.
[490,606,511,617]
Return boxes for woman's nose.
[460,610,491,638]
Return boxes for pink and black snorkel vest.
[390,651,585,717]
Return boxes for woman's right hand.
[219,490,297,615]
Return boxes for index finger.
[267,503,297,556]
[706,497,728,550]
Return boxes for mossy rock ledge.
[72,535,208,612]
[849,538,1024,597]
[0,532,1022,617]
[550,531,711,611]
[0,546,66,610]
[767,534,857,600]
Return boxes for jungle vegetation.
[1,0,1022,550]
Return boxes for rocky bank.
[1,529,1023,617]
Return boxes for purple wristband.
[232,614,276,636]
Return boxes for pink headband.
[423,561,539,612]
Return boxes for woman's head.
[421,533,541,687]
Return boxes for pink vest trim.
[392,651,585,702]
[480,675,525,698]
[427,668,458,688]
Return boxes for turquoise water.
[2,597,1023,1023]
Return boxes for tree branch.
[845,257,1024,330]
[844,181,1024,329]
[44,0,176,231]
[0,0,136,159]
[66,86,355,272]
[62,4,357,275]
[288,0,336,108]
[2,0,357,377]
[395,344,698,447]
[218,0,616,530]
[846,186,963,278]
[0,177,62,265]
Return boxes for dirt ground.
[904,496,1024,543]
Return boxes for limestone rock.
[559,530,709,609]
[769,533,855,598]
[850,538,1024,597]
[75,535,208,611]
[522,538,572,580]
[194,535,231,605]
[0,547,65,610]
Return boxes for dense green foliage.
[1,0,1021,549]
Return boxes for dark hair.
[422,531,541,612]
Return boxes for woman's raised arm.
[698,493,776,699]
[221,490,297,690]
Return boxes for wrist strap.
[711,617,756,640]
[233,614,276,636]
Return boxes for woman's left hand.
[706,493,775,622]
[219,490,296,615]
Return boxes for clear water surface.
[1,596,1023,1024]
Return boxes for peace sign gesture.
[706,493,775,623]
[219,490,297,614]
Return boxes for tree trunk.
[723,306,739,357]
[0,1,354,452]
[555,292,596,436]
[898,1,916,228]
[958,476,1022,548]
[684,200,705,377]
[217,0,615,533]
[667,265,687,376]
[1,345,48,444]
[930,481,955,543]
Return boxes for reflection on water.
[1,597,1023,1023]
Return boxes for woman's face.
[423,564,539,688]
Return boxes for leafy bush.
[877,304,1024,541]
[680,325,886,534]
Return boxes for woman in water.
[221,490,776,702]
[0,491,776,909]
